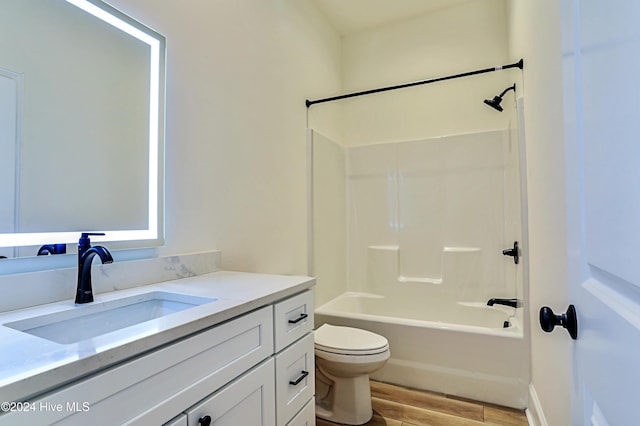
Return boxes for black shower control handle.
[502,241,519,264]
[539,305,578,340]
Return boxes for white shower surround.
[310,127,528,408]
[346,130,521,303]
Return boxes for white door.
[561,0,640,424]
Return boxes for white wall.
[508,1,570,425]
[339,0,514,146]
[103,0,342,275]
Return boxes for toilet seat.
[314,324,389,356]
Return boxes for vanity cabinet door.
[275,333,315,425]
[186,359,275,426]
[273,290,313,352]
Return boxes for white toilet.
[314,324,391,425]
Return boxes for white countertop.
[0,270,314,403]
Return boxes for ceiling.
[312,0,475,36]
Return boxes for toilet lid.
[314,324,388,355]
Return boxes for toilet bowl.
[314,324,390,425]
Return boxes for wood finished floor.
[316,381,528,426]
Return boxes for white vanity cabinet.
[0,288,315,426]
[180,286,316,426]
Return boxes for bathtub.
[314,292,529,409]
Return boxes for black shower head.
[484,83,516,112]
[484,96,504,111]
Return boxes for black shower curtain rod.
[305,58,523,108]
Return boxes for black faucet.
[76,233,113,304]
[37,243,67,256]
[487,298,522,308]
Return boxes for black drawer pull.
[288,313,308,324]
[289,370,309,386]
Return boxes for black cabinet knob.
[199,415,212,426]
[539,304,578,340]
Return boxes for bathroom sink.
[4,291,217,344]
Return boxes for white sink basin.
[4,291,217,344]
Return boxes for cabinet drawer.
[0,306,274,426]
[186,358,275,426]
[275,333,315,426]
[164,414,187,426]
[285,399,315,426]
[274,290,313,352]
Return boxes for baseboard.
[527,383,548,426]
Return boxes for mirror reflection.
[0,0,165,258]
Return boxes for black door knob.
[539,305,578,340]
[199,415,212,426]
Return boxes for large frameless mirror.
[0,0,165,258]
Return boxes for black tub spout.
[487,298,522,308]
